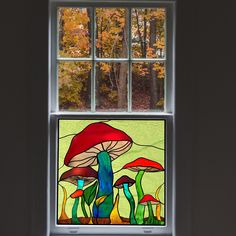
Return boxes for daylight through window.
[57,7,166,112]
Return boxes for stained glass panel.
[57,119,165,226]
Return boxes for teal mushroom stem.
[71,179,84,224]
[123,183,137,224]
[114,175,137,224]
[93,151,114,218]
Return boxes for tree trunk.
[96,15,101,108]
[149,16,158,109]
[143,9,147,57]
[87,9,92,108]
[117,11,128,109]
[87,8,92,56]
[59,9,65,51]
[117,63,127,109]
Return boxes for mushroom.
[122,157,164,224]
[60,167,97,224]
[64,122,133,218]
[114,175,137,224]
[139,194,160,225]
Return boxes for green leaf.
[83,181,98,206]
[81,195,88,218]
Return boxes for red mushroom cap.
[64,122,133,167]
[114,175,135,189]
[139,194,160,205]
[122,157,164,172]
[59,167,97,186]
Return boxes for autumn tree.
[132,8,165,110]
[58,7,165,111]
[117,10,128,108]
[94,8,129,110]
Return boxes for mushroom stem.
[72,197,80,224]
[146,201,155,225]
[135,170,145,224]
[93,151,113,218]
[77,179,84,189]
[71,179,84,224]
[123,183,137,224]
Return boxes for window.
[48,0,175,235]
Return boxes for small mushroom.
[122,157,164,224]
[64,122,133,218]
[60,167,97,224]
[114,175,137,224]
[139,194,160,225]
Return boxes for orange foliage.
[58,7,166,111]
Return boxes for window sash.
[48,0,175,235]
[48,114,174,235]
[50,2,174,114]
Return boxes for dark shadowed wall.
[0,0,236,236]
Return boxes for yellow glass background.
[57,119,165,223]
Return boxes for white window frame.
[48,0,176,235]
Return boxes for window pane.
[132,8,166,58]
[58,62,91,111]
[58,8,91,58]
[96,8,128,58]
[132,62,165,111]
[96,62,128,111]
